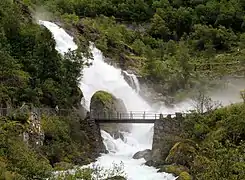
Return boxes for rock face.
[152,113,184,164]
[133,149,152,162]
[121,70,139,92]
[90,90,131,134]
[81,114,107,156]
[21,107,44,148]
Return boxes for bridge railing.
[90,111,178,120]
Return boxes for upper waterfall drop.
[80,46,151,112]
[39,21,77,54]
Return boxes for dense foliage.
[181,103,245,179]
[0,0,89,109]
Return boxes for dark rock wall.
[81,116,107,156]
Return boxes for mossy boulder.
[165,140,198,167]
[177,172,192,180]
[90,91,131,133]
[158,164,189,175]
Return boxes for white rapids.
[38,20,245,180]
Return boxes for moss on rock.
[92,91,114,106]
[158,164,189,176]
[177,171,192,180]
[165,141,197,167]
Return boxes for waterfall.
[38,20,175,180]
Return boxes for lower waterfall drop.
[38,20,176,180]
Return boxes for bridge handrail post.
[119,113,121,119]
[130,111,133,119]
[143,111,145,119]
[117,112,119,119]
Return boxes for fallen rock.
[133,149,152,161]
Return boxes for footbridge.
[90,111,182,123]
[0,108,184,124]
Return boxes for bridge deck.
[91,112,178,123]
[94,119,156,123]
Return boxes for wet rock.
[145,160,156,167]
[121,70,138,91]
[133,149,152,161]
[112,131,124,141]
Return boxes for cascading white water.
[39,20,176,180]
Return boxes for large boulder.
[133,149,152,162]
[90,91,131,134]
[165,140,198,168]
